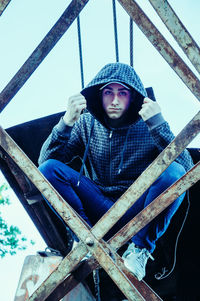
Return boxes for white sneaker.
[122,243,154,281]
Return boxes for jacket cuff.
[56,117,73,134]
[145,113,165,130]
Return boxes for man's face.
[102,83,131,119]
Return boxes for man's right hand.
[63,93,87,126]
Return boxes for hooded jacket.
[38,63,193,198]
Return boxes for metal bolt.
[85,237,94,246]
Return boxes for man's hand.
[63,93,87,126]
[138,98,161,121]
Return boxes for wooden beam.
[91,110,200,240]
[117,0,200,102]
[109,161,200,249]
[0,127,145,301]
[45,159,200,300]
[0,0,11,16]
[0,110,199,300]
[0,0,89,113]
[148,0,200,75]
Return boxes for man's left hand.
[138,98,161,121]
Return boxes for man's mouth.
[108,108,121,112]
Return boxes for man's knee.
[39,159,75,184]
[39,159,58,174]
[161,161,186,186]
[39,159,67,181]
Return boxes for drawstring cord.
[118,127,131,174]
[77,122,131,184]
[77,118,95,186]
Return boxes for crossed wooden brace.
[0,111,199,301]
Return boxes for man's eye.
[104,90,112,95]
[119,91,127,96]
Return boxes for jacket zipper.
[109,130,113,184]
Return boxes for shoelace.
[123,244,154,261]
[135,248,154,262]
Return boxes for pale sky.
[0,0,199,300]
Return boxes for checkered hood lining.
[81,63,148,127]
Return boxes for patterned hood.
[81,62,147,127]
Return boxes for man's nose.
[112,94,119,105]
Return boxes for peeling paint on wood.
[92,111,200,240]
[0,0,11,16]
[0,0,89,112]
[117,0,200,101]
[148,0,200,75]
[109,161,200,249]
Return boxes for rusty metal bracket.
[117,0,200,102]
[148,0,200,75]
[0,0,89,113]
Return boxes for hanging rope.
[93,268,101,301]
[112,0,119,62]
[130,17,134,67]
[77,15,85,89]
[77,17,101,299]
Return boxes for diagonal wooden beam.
[0,0,89,113]
[109,160,200,249]
[117,0,200,102]
[148,0,200,75]
[0,0,11,16]
[1,1,198,299]
[0,127,146,301]
[45,159,200,301]
[0,110,199,300]
[45,242,163,301]
[29,109,199,299]
[91,110,200,241]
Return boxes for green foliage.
[0,183,10,205]
[0,182,35,258]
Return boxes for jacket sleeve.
[38,117,84,166]
[145,113,194,171]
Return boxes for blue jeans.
[39,159,186,253]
